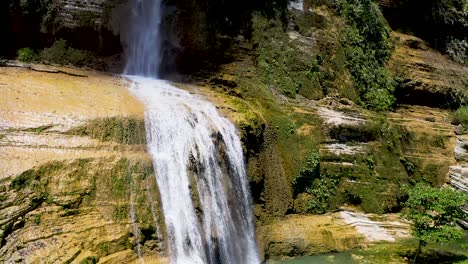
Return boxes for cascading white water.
[123,0,162,76]
[122,0,260,263]
[128,77,260,264]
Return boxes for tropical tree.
[403,184,468,263]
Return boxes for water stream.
[122,0,260,263]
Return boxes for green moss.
[292,151,320,196]
[430,135,448,148]
[113,204,129,221]
[33,214,42,225]
[97,242,110,256]
[61,209,80,217]
[67,117,146,145]
[80,256,98,264]
[252,9,355,101]
[10,161,63,190]
[328,123,380,143]
[94,233,132,257]
[24,124,54,133]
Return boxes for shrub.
[446,38,468,65]
[399,156,416,176]
[307,177,339,214]
[453,106,468,127]
[41,39,68,64]
[17,48,38,62]
[40,39,102,67]
[292,151,320,195]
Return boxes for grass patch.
[453,106,468,127]
[113,204,129,221]
[33,214,42,225]
[24,124,54,133]
[67,117,146,145]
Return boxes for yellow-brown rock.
[0,66,165,263]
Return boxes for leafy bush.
[40,39,102,67]
[292,151,342,214]
[446,38,468,65]
[333,0,395,111]
[41,39,68,64]
[453,106,468,127]
[307,177,339,214]
[292,151,320,195]
[399,156,416,176]
[17,48,39,62]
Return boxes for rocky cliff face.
[390,32,468,108]
[0,66,167,263]
[0,64,415,263]
[1,0,466,262]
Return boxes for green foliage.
[333,0,395,111]
[98,242,110,255]
[453,106,468,128]
[251,1,396,105]
[80,256,98,264]
[403,184,468,246]
[366,154,375,170]
[16,40,102,67]
[252,12,345,100]
[113,204,129,221]
[292,151,342,214]
[33,214,42,225]
[253,14,307,98]
[10,162,62,190]
[328,123,380,142]
[307,177,339,214]
[17,48,39,62]
[400,156,417,176]
[41,39,100,67]
[292,151,320,195]
[446,38,468,65]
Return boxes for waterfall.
[122,0,260,263]
[123,0,162,76]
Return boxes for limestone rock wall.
[0,66,166,263]
[54,0,110,30]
